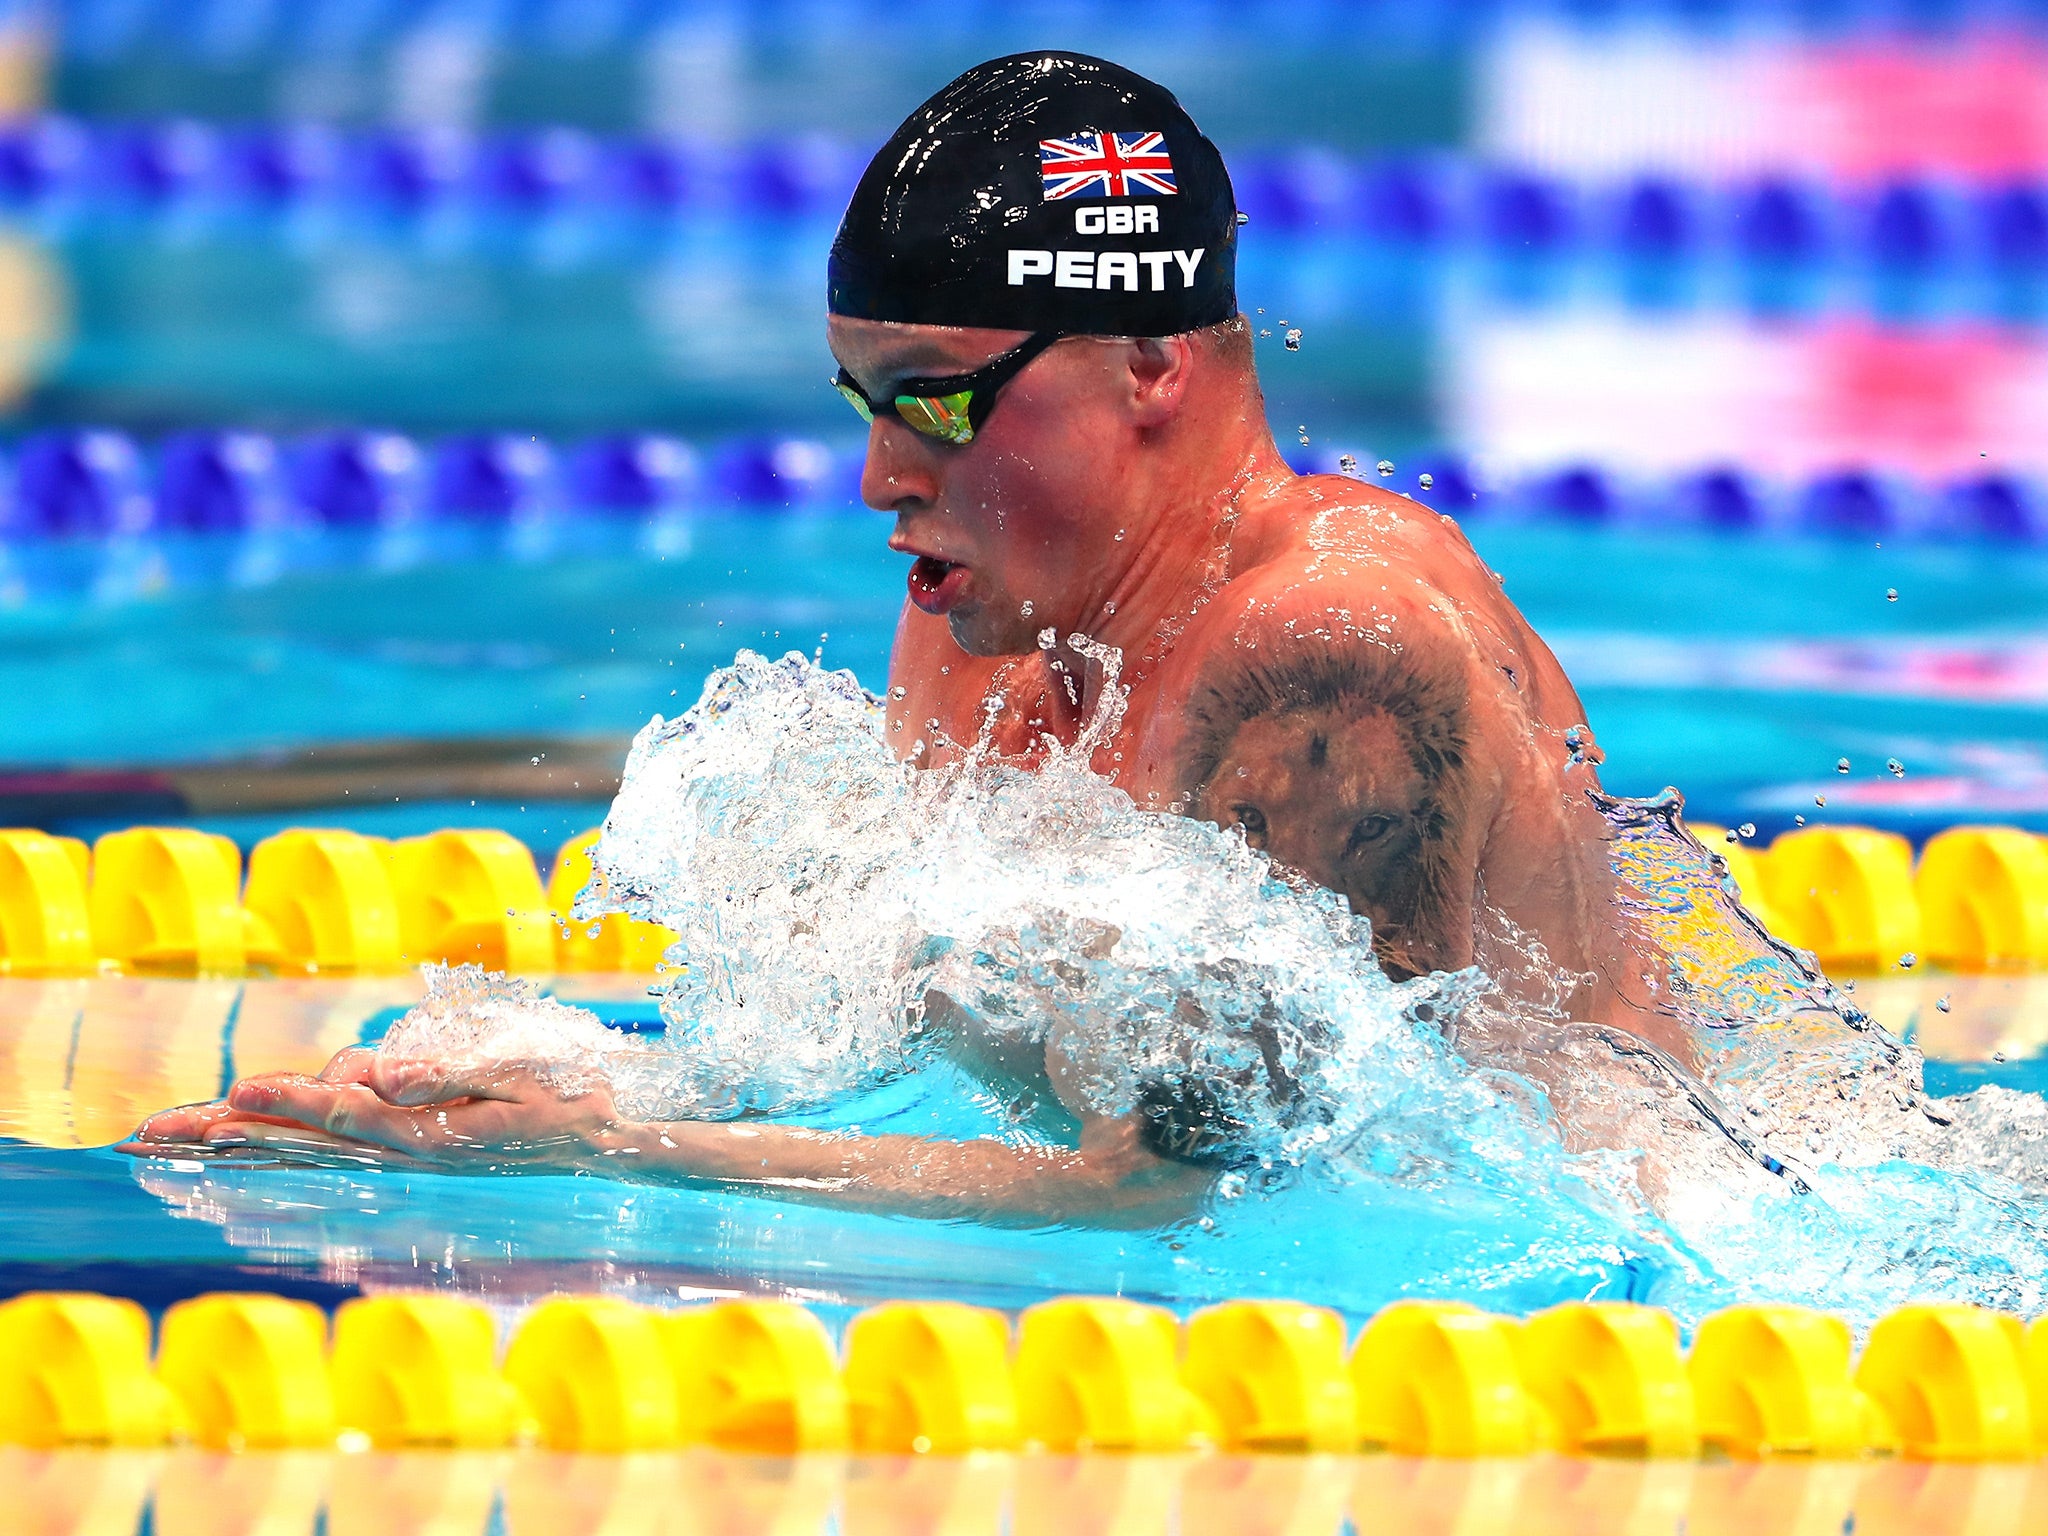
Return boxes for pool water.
[4,965,2041,1325]
[12,971,1642,1320]
[9,633,2047,1342]
[7,509,2046,840]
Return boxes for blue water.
[6,493,2045,1326]
[0,966,1648,1318]
[7,511,2046,839]
[3,973,2042,1326]
[4,4,2047,1340]
[10,647,2043,1334]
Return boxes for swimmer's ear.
[1124,335,1197,427]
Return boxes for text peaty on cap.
[829,51,1238,336]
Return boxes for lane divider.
[1519,1301,1698,1457]
[1351,1299,1540,1456]
[7,821,2045,978]
[6,113,2047,278]
[329,1293,518,1449]
[0,823,678,977]
[1689,822,2048,972]
[0,425,2041,552]
[1689,1302,1888,1458]
[3,1290,2046,1460]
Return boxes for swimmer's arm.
[1140,564,1498,979]
[119,1049,1205,1227]
[1148,563,1690,1056]
[595,1112,1203,1224]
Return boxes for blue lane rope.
[0,427,2037,554]
[0,113,2044,272]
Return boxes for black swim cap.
[829,52,1238,336]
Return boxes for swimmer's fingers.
[195,1118,431,1170]
[119,1099,235,1149]
[116,1051,383,1150]
[359,1062,619,1160]
[223,1072,594,1164]
[317,1046,381,1084]
[365,1053,558,1108]
[117,1099,368,1158]
[222,1073,452,1157]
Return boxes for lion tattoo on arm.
[1178,643,1473,981]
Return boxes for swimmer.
[124,54,1692,1217]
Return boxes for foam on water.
[385,648,2048,1325]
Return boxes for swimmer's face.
[828,315,1149,657]
[1193,704,1444,977]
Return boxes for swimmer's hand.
[120,1046,1207,1225]
[117,1046,621,1172]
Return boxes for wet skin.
[860,317,1672,1040]
[123,314,1682,1219]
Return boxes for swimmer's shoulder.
[1129,516,1474,772]
[1240,470,1468,551]
[1220,468,1567,695]
[1193,485,1474,657]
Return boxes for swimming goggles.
[831,331,1067,446]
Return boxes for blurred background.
[0,0,2044,847]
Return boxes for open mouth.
[906,555,971,615]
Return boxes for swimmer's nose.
[860,416,940,514]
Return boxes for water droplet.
[1886,588,1899,602]
[1103,600,1116,615]
[1836,757,1851,774]
[923,717,939,730]
[1794,814,1806,826]
[1259,328,1273,338]
[1886,757,1904,777]
[1376,459,1396,477]
[1738,822,1756,839]
[1898,952,1918,969]
[1724,829,1739,844]
[1936,994,1952,1013]
[889,685,907,699]
[1020,600,1034,618]
[1993,1049,2008,1063]
[1814,794,1827,806]
[1337,454,1358,475]
[1235,210,1249,225]
[1284,328,1302,351]
[1037,627,1057,649]
[1418,472,1435,490]
[1113,529,1125,542]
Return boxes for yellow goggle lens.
[833,378,875,424]
[894,390,976,445]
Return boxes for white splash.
[376,648,2048,1324]
[583,649,1491,1166]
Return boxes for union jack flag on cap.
[1038,131,1177,200]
